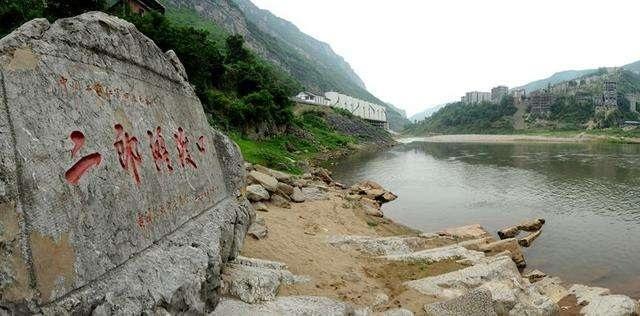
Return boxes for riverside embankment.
[216,163,640,315]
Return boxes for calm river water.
[330,139,640,297]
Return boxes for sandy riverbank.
[227,165,640,315]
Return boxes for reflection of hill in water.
[401,141,640,184]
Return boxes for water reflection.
[330,141,640,297]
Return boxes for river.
[330,138,640,297]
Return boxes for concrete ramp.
[0,12,251,314]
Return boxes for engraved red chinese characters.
[65,131,102,184]
[113,124,143,184]
[174,127,197,169]
[147,126,173,173]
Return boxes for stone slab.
[0,12,251,313]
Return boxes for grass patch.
[230,111,356,174]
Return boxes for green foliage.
[122,12,301,133]
[0,0,106,37]
[231,111,354,173]
[406,101,517,134]
[549,96,594,124]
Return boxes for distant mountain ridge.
[409,104,447,122]
[161,0,410,130]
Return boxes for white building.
[293,91,329,106]
[324,92,388,128]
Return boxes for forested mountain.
[160,0,410,130]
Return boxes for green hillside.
[160,0,410,131]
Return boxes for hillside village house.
[109,0,166,15]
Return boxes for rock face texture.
[0,12,252,314]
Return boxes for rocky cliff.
[0,12,252,314]
[161,0,411,131]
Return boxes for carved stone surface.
[0,12,252,314]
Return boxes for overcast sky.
[251,0,640,116]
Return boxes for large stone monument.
[0,12,252,314]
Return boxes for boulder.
[277,182,295,197]
[365,188,386,199]
[357,180,384,190]
[569,284,639,316]
[438,224,492,240]
[522,269,547,283]
[220,257,302,304]
[424,288,497,316]
[384,308,414,316]
[212,296,354,315]
[381,192,398,202]
[248,171,279,192]
[311,167,334,184]
[291,187,306,203]
[405,255,521,299]
[301,186,329,201]
[534,277,569,303]
[478,238,526,268]
[407,255,558,315]
[271,194,291,209]
[519,218,545,231]
[498,218,545,239]
[248,217,268,240]
[518,230,541,247]
[363,202,384,217]
[247,184,270,202]
[0,12,252,314]
[253,202,269,212]
[327,235,438,256]
[385,244,485,265]
[254,164,292,184]
[497,225,520,239]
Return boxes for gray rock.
[385,244,485,265]
[221,257,301,304]
[424,288,497,316]
[254,164,292,184]
[569,284,639,316]
[0,12,252,314]
[291,187,306,203]
[253,202,270,212]
[523,269,547,283]
[363,202,384,217]
[248,171,279,192]
[373,292,389,309]
[534,277,568,303]
[247,184,270,202]
[302,186,329,201]
[248,217,268,240]
[384,308,414,316]
[404,255,520,299]
[271,194,292,209]
[478,238,526,268]
[327,235,440,256]
[211,296,354,315]
[277,182,295,197]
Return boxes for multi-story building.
[603,80,618,107]
[511,89,526,102]
[464,91,492,104]
[526,91,555,114]
[491,86,509,103]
